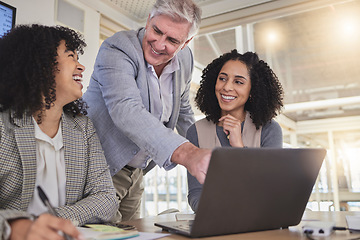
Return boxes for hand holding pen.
[35,186,84,240]
[7,210,83,240]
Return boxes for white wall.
[3,0,100,90]
[8,0,55,25]
[60,0,100,90]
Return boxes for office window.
[142,165,191,217]
[253,0,360,121]
[251,1,360,211]
[193,29,236,67]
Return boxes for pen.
[37,186,74,240]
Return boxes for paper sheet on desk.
[131,232,170,240]
[78,227,169,240]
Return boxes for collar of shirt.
[146,54,180,75]
[33,117,63,151]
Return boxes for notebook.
[79,224,139,239]
[154,147,326,238]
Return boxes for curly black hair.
[195,49,283,129]
[0,24,87,122]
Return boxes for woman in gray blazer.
[0,24,118,240]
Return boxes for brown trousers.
[112,167,144,221]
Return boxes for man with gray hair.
[83,0,211,221]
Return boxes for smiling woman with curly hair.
[0,24,87,122]
[0,24,118,240]
[186,49,284,212]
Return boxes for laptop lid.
[155,147,326,238]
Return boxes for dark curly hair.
[195,49,283,129]
[0,24,87,122]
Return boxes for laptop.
[154,147,326,238]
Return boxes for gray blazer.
[0,110,118,236]
[83,28,195,176]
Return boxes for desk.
[122,211,360,239]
